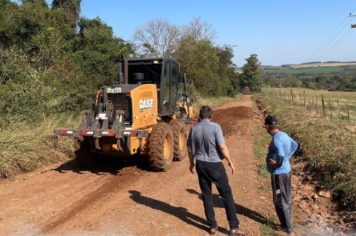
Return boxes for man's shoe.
[230,228,247,236]
[209,226,218,235]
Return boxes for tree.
[132,19,180,57]
[266,76,280,87]
[240,54,262,92]
[181,17,216,42]
[74,17,134,88]
[51,0,81,26]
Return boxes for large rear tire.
[169,119,187,161]
[75,138,100,168]
[148,122,174,172]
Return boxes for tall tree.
[51,0,81,27]
[132,19,180,57]
[240,54,262,92]
[181,17,216,42]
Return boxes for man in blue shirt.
[187,106,246,236]
[264,116,298,236]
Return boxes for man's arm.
[219,144,235,175]
[270,137,285,168]
[288,138,298,159]
[187,129,195,174]
[188,148,195,174]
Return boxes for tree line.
[265,74,356,91]
[0,0,262,129]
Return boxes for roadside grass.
[260,215,279,236]
[253,94,356,211]
[253,126,271,179]
[0,114,78,178]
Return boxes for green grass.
[264,66,344,75]
[262,88,356,127]
[0,114,78,178]
[253,94,356,211]
[253,124,272,179]
[260,215,279,236]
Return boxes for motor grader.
[54,57,193,171]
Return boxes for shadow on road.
[128,190,227,234]
[186,189,269,225]
[53,154,151,176]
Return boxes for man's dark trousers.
[196,160,239,230]
[271,171,294,233]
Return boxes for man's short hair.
[199,105,213,119]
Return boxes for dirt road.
[0,95,275,236]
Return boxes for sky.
[78,0,356,66]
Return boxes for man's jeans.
[196,160,239,229]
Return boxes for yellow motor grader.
[54,57,193,171]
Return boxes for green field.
[264,66,344,75]
[262,88,356,127]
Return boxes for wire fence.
[263,89,356,126]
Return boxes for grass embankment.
[0,95,241,179]
[0,115,78,178]
[253,94,356,211]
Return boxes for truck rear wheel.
[169,119,187,161]
[148,122,174,172]
[75,138,99,168]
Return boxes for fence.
[263,89,355,126]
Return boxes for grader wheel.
[75,138,100,168]
[148,122,174,172]
[169,119,187,161]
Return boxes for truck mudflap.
[53,128,149,151]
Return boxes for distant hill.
[290,62,356,68]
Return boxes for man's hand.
[269,159,276,168]
[228,162,235,175]
[189,162,195,174]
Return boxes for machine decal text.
[139,99,154,110]
[107,87,122,93]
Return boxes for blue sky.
[79,0,355,66]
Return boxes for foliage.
[240,54,262,92]
[132,18,180,57]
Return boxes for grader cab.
[54,57,193,171]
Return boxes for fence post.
[290,89,294,103]
[329,99,332,120]
[347,103,351,125]
[303,91,306,107]
[336,100,340,124]
[321,95,326,117]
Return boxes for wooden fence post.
[337,100,340,124]
[303,91,306,107]
[347,103,351,125]
[290,89,294,103]
[329,99,332,120]
[321,95,326,117]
